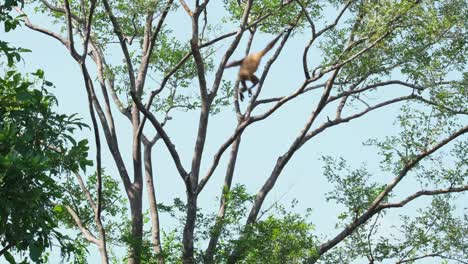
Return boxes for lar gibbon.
[225,33,284,101]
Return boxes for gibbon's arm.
[225,59,244,68]
[258,32,284,57]
[225,30,286,68]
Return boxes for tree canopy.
[1,0,467,263]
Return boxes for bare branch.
[295,0,317,79]
[413,95,468,115]
[0,243,15,257]
[82,63,133,192]
[130,91,188,181]
[247,67,341,225]
[63,0,80,60]
[190,12,209,101]
[136,0,174,94]
[250,81,310,122]
[80,62,109,262]
[39,0,82,22]
[65,206,100,245]
[101,0,136,91]
[179,0,193,16]
[254,82,327,105]
[295,0,315,36]
[204,137,242,262]
[366,212,381,264]
[135,0,175,141]
[14,7,79,59]
[81,0,97,58]
[73,172,97,212]
[88,42,122,134]
[379,185,468,210]
[303,94,417,143]
[197,121,249,193]
[315,0,352,38]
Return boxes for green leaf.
[29,243,42,262]
[53,204,65,213]
[32,69,44,78]
[3,251,16,264]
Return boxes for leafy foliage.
[0,0,31,66]
[223,0,322,34]
[1,2,91,261]
[4,0,467,263]
[152,185,318,263]
[322,157,386,221]
[0,70,91,262]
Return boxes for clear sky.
[3,1,465,263]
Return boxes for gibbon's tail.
[225,59,244,68]
[258,32,284,57]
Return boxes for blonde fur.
[225,33,283,101]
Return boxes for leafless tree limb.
[81,0,97,59]
[179,0,193,16]
[65,206,100,245]
[379,185,468,210]
[14,7,78,59]
[315,0,352,39]
[39,0,82,22]
[197,121,249,193]
[73,172,97,212]
[203,136,242,262]
[0,243,15,257]
[60,3,109,261]
[63,0,80,60]
[130,91,189,181]
[135,0,174,95]
[246,67,337,225]
[412,95,468,115]
[101,0,136,92]
[81,57,110,264]
[302,94,417,144]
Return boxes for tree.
[6,0,467,263]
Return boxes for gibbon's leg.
[240,80,249,101]
[247,75,259,97]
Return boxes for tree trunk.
[98,244,109,264]
[182,193,198,264]
[127,189,143,264]
[128,103,144,264]
[204,137,241,263]
[144,143,164,263]
[183,102,210,263]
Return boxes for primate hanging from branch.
[225,32,284,101]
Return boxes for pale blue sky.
[3,1,465,263]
